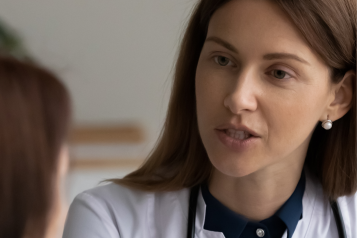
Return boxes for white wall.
[0,0,197,144]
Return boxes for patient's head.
[0,56,71,238]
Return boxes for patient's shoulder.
[74,182,189,212]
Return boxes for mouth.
[215,129,260,152]
[219,129,257,140]
[215,123,260,138]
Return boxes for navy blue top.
[201,170,306,238]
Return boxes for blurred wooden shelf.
[70,124,144,144]
[70,158,145,169]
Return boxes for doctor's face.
[195,0,333,177]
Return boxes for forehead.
[207,0,318,63]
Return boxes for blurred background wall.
[0,0,197,236]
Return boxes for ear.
[324,69,355,121]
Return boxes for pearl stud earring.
[322,115,333,130]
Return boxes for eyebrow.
[205,36,311,66]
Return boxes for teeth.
[226,129,251,140]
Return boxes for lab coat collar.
[195,185,225,238]
[275,169,306,238]
[292,166,318,237]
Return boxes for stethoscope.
[186,185,347,238]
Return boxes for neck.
[208,161,305,222]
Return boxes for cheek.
[196,63,212,123]
[264,88,321,155]
[195,61,228,125]
[195,63,222,154]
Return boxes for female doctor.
[63,0,357,237]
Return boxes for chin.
[208,153,259,178]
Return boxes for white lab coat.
[62,168,357,238]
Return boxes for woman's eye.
[270,69,293,80]
[214,56,234,67]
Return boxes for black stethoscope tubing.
[187,185,347,238]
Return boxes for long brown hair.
[112,0,356,200]
[0,56,71,238]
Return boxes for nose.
[223,69,258,114]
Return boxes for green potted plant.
[0,19,30,60]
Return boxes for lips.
[225,129,252,140]
[216,123,260,137]
[215,129,260,152]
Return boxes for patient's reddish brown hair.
[0,56,71,238]
[111,0,356,200]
